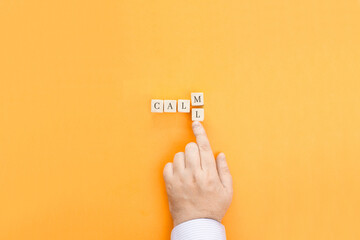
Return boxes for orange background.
[1,1,360,239]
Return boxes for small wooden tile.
[191,92,204,106]
[164,100,177,113]
[178,100,190,113]
[151,99,164,113]
[192,108,204,121]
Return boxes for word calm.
[151,92,204,121]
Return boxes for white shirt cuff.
[171,218,226,240]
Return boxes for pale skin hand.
[163,121,233,227]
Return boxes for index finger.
[192,121,216,171]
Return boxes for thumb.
[216,153,233,190]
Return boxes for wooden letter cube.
[191,92,204,106]
[151,99,163,113]
[192,108,204,121]
[164,100,177,113]
[178,100,190,113]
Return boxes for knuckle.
[198,143,211,151]
[203,182,217,192]
[206,171,219,184]
[165,182,174,192]
[193,169,204,181]
[207,176,218,186]
[181,170,197,185]
[222,166,231,174]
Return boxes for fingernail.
[219,152,225,158]
[192,121,200,127]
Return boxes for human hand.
[163,121,233,227]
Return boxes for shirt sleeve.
[171,218,227,240]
